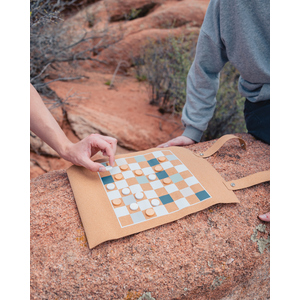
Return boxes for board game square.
[122,170,135,179]
[107,190,121,200]
[144,190,158,199]
[190,184,204,193]
[110,166,121,175]
[150,180,164,190]
[180,187,194,197]
[155,187,168,197]
[165,202,179,213]
[166,154,177,161]
[184,176,199,186]
[136,176,149,184]
[115,158,127,166]
[119,215,133,227]
[115,179,129,190]
[175,180,189,189]
[144,153,155,160]
[165,183,179,194]
[128,163,140,171]
[175,198,190,209]
[126,177,139,186]
[174,164,188,172]
[152,151,164,158]
[169,190,183,201]
[162,150,172,156]
[170,173,184,183]
[160,161,173,170]
[140,183,152,191]
[156,170,168,180]
[159,194,174,205]
[129,184,143,194]
[165,167,177,176]
[147,158,160,167]
[98,170,110,178]
[130,211,146,223]
[138,161,149,168]
[114,206,130,218]
[153,205,168,217]
[186,194,200,205]
[196,190,210,201]
[135,155,147,162]
[101,175,114,185]
[138,199,152,210]
[180,170,193,179]
[171,160,182,167]
[142,167,155,175]
[126,157,136,164]
[122,195,136,205]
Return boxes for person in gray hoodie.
[158,0,270,221]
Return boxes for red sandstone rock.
[30,133,270,299]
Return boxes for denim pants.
[244,99,270,144]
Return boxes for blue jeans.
[244,99,270,144]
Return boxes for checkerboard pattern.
[97,150,211,228]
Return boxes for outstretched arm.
[30,83,117,171]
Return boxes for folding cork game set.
[67,135,270,249]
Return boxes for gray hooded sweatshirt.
[182,0,270,142]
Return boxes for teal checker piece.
[196,190,210,201]
[170,173,183,183]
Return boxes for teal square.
[135,155,146,162]
[196,190,210,201]
[170,173,183,183]
[136,176,149,184]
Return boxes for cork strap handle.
[223,170,270,190]
[198,134,246,158]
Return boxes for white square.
[165,183,179,194]
[175,198,190,209]
[160,161,173,170]
[107,190,121,200]
[128,163,140,171]
[138,199,152,210]
[110,166,121,175]
[144,190,158,199]
[154,205,168,216]
[115,158,127,166]
[129,184,143,194]
[180,187,194,197]
[184,176,199,186]
[122,170,135,179]
[175,164,188,172]
[115,179,129,189]
[152,151,164,158]
[114,206,129,218]
[150,180,164,190]
[142,167,155,175]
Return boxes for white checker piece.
[164,183,179,194]
[107,190,122,200]
[115,179,129,190]
[152,151,164,158]
[129,184,143,194]
[175,198,190,209]
[184,176,199,186]
[114,206,129,217]
[160,161,173,170]
[138,199,152,210]
[144,190,158,199]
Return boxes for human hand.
[62,134,118,172]
[157,135,196,148]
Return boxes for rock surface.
[30,133,270,299]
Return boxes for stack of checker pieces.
[98,149,211,228]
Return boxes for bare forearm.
[30,83,72,158]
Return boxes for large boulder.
[30,133,270,299]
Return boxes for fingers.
[258,212,270,222]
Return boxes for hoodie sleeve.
[182,0,228,142]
